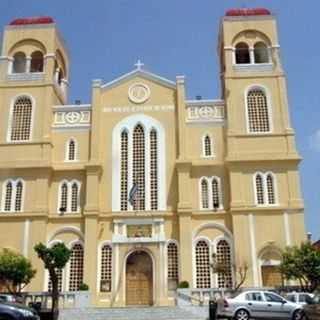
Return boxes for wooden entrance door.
[126,251,153,306]
[262,266,282,287]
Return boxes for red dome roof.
[9,16,54,26]
[226,8,271,17]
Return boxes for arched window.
[203,135,213,157]
[2,179,24,212]
[235,42,250,64]
[59,182,68,213]
[9,96,33,141]
[254,42,269,64]
[195,240,211,288]
[216,239,233,288]
[266,174,276,204]
[12,52,26,73]
[212,178,221,210]
[71,183,79,212]
[66,139,77,161]
[132,124,145,210]
[247,89,270,133]
[48,268,63,292]
[100,244,112,292]
[30,51,44,72]
[255,174,265,205]
[120,130,128,211]
[150,129,158,210]
[167,242,179,290]
[4,181,13,212]
[68,243,84,291]
[201,179,209,209]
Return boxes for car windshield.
[245,292,263,301]
[264,292,284,303]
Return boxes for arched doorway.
[126,250,153,306]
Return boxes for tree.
[280,242,320,292]
[234,262,249,291]
[0,248,36,294]
[34,242,71,320]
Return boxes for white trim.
[253,171,278,207]
[7,94,35,143]
[57,179,81,214]
[283,212,291,246]
[112,114,166,212]
[65,137,79,162]
[198,176,224,211]
[1,178,25,212]
[47,226,84,243]
[244,84,273,135]
[193,223,233,240]
[22,219,30,257]
[248,213,259,286]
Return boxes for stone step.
[59,306,207,320]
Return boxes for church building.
[0,8,306,306]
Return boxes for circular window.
[128,83,150,104]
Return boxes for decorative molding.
[52,108,91,129]
[128,82,151,104]
[186,101,224,124]
[103,104,174,113]
[7,73,45,82]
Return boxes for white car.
[286,292,315,306]
[218,290,303,320]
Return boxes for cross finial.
[134,59,144,70]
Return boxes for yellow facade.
[0,12,305,307]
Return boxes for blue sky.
[1,1,319,239]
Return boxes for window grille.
[48,268,63,292]
[120,131,128,211]
[255,174,265,204]
[247,89,270,133]
[212,178,220,209]
[68,140,76,161]
[10,97,32,141]
[167,242,179,281]
[132,124,145,210]
[4,182,13,212]
[15,181,23,211]
[150,129,158,210]
[195,240,211,288]
[71,183,79,212]
[201,179,209,209]
[68,243,84,291]
[216,240,233,288]
[266,174,275,204]
[100,244,112,292]
[60,183,68,212]
[204,136,212,156]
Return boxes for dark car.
[0,302,39,320]
[302,295,320,320]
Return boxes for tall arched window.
[58,180,81,214]
[2,179,24,212]
[150,129,158,210]
[120,130,128,211]
[216,239,233,288]
[247,89,270,133]
[100,244,112,292]
[266,174,275,204]
[59,182,68,212]
[71,183,79,212]
[133,124,145,210]
[235,42,250,64]
[9,96,33,141]
[195,240,211,288]
[30,51,44,72]
[68,243,84,291]
[212,178,220,209]
[12,52,26,73]
[255,174,265,205]
[203,135,213,157]
[66,139,77,161]
[167,242,179,290]
[201,179,209,209]
[254,42,269,64]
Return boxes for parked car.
[218,290,303,320]
[302,295,320,320]
[0,294,24,304]
[0,302,39,319]
[286,292,315,306]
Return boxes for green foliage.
[0,248,36,293]
[178,281,189,288]
[79,283,89,291]
[280,242,320,292]
[34,242,71,270]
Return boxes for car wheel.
[234,309,250,320]
[292,309,303,320]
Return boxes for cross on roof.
[134,59,144,70]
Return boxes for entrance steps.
[59,306,208,320]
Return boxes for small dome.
[9,16,54,26]
[226,8,271,17]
